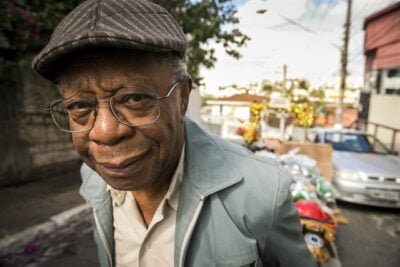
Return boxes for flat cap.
[32,0,187,82]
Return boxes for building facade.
[363,2,400,151]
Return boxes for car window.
[323,132,383,153]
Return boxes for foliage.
[0,0,81,62]
[297,79,309,90]
[0,0,250,86]
[200,94,216,107]
[310,88,326,100]
[155,0,250,86]
[261,83,274,93]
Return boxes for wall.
[368,94,400,151]
[0,65,79,186]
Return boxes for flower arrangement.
[290,102,315,128]
[236,122,260,146]
[236,101,267,146]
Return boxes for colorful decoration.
[250,102,267,124]
[290,102,316,128]
[236,122,260,146]
[236,101,267,146]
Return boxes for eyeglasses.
[46,81,181,133]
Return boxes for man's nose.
[88,104,133,145]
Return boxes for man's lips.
[93,148,153,174]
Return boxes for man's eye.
[120,93,153,104]
[66,101,93,110]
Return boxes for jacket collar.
[183,118,243,197]
[80,163,109,207]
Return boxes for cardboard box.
[276,142,333,181]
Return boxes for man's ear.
[179,77,192,118]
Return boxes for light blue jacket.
[80,118,316,267]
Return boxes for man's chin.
[95,164,159,192]
[101,174,146,191]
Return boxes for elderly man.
[33,0,316,266]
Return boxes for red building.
[362,2,400,151]
[364,2,400,95]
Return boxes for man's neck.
[131,149,183,227]
[130,139,185,227]
[131,182,170,227]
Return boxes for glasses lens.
[50,99,95,132]
[111,91,160,126]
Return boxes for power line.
[350,0,376,26]
[349,1,382,34]
[309,0,322,22]
[276,13,342,50]
[319,0,338,21]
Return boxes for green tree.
[297,79,309,90]
[0,0,250,86]
[155,0,250,86]
[310,88,326,100]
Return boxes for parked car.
[311,129,400,208]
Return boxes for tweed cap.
[32,0,187,82]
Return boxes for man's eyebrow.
[123,76,150,85]
[58,79,88,96]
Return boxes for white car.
[312,129,400,208]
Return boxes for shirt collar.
[107,184,127,207]
[107,144,185,210]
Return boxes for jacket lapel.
[183,118,244,196]
[80,164,114,266]
[174,118,244,266]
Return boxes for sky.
[200,0,398,96]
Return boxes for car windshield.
[323,132,390,154]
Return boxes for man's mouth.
[93,148,153,177]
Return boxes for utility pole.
[283,64,287,90]
[336,0,352,127]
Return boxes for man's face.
[58,51,190,191]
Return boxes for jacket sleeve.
[263,167,318,267]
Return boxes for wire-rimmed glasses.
[46,81,181,133]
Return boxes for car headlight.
[334,170,361,181]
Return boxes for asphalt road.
[335,201,400,267]
[3,201,399,267]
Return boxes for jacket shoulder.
[212,136,294,237]
[213,136,291,191]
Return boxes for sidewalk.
[0,167,88,257]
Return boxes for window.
[323,132,389,154]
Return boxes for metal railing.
[357,120,400,154]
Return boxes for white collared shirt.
[108,147,185,267]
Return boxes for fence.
[358,120,400,154]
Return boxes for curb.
[0,203,90,257]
